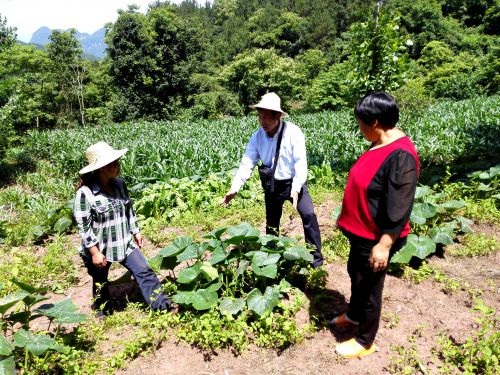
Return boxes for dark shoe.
[329,313,359,328]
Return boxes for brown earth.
[59,198,499,375]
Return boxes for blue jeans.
[82,249,172,313]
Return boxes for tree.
[219,48,299,112]
[46,30,87,126]
[0,13,16,51]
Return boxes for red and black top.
[337,136,420,240]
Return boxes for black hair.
[354,92,399,129]
[76,171,99,191]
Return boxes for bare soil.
[62,198,499,375]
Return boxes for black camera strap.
[270,121,286,192]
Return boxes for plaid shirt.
[73,178,140,262]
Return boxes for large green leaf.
[411,202,437,224]
[53,216,72,233]
[172,291,195,305]
[414,185,433,199]
[258,234,279,247]
[11,279,47,295]
[252,264,278,279]
[0,356,15,375]
[251,251,281,267]
[439,200,465,210]
[247,287,280,316]
[225,222,260,244]
[0,290,30,314]
[13,329,55,356]
[177,263,201,284]
[390,243,416,264]
[208,246,227,265]
[148,254,177,272]
[219,297,246,315]
[0,334,14,356]
[408,234,436,259]
[203,227,227,240]
[176,243,204,262]
[191,289,218,310]
[200,261,219,282]
[429,226,454,245]
[455,216,474,234]
[236,259,250,276]
[283,246,313,262]
[159,236,193,257]
[34,298,87,324]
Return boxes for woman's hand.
[91,251,107,268]
[369,233,397,272]
[369,243,390,272]
[134,233,144,249]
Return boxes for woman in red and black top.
[334,92,420,358]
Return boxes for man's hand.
[221,191,237,207]
[369,243,391,272]
[134,233,144,249]
[290,191,299,210]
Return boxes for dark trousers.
[82,249,172,313]
[343,231,406,347]
[264,180,323,267]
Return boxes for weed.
[448,233,500,257]
[388,344,427,374]
[382,311,401,329]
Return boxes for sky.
[0,0,190,43]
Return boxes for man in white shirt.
[221,92,323,268]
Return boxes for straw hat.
[79,141,128,175]
[250,92,288,117]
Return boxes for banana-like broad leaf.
[429,226,454,245]
[191,289,218,310]
[0,290,30,314]
[283,246,313,262]
[0,356,15,375]
[219,297,246,315]
[390,243,415,264]
[251,264,277,279]
[177,263,201,284]
[0,334,14,356]
[251,251,281,267]
[247,287,280,316]
[200,261,219,282]
[13,329,55,356]
[34,298,87,324]
[439,200,465,210]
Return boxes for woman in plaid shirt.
[74,142,176,318]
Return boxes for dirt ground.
[62,199,499,375]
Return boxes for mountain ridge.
[29,26,106,59]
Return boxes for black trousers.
[264,180,323,267]
[343,231,406,347]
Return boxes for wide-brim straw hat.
[250,92,288,117]
[79,141,128,175]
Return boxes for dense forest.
[0,0,499,155]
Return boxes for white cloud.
[0,0,191,42]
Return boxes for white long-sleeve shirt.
[230,121,308,194]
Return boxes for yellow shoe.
[335,338,377,359]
